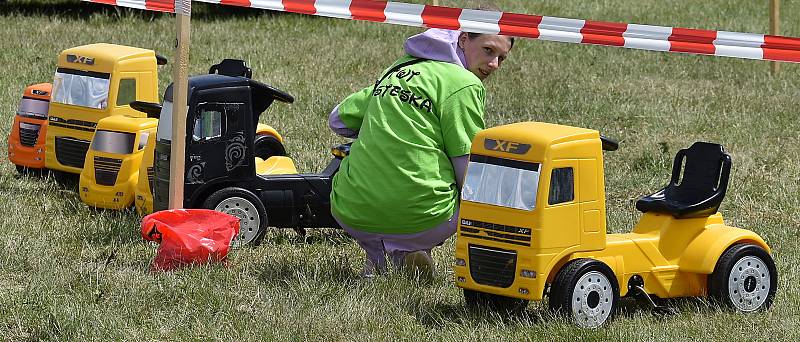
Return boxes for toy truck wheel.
[203,187,268,247]
[548,259,619,328]
[463,289,528,314]
[51,170,78,187]
[15,165,41,176]
[708,244,777,312]
[254,134,287,160]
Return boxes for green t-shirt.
[331,56,486,234]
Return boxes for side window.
[138,131,150,150]
[193,106,224,141]
[548,167,574,205]
[117,79,137,106]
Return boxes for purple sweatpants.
[334,205,460,272]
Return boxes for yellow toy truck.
[46,43,165,178]
[134,125,157,215]
[79,115,157,210]
[8,83,51,174]
[454,122,777,328]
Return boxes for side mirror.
[600,135,619,151]
[131,101,162,119]
[155,54,168,66]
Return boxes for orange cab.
[8,83,52,173]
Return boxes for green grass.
[1,0,799,340]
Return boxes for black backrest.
[209,59,252,78]
[666,142,731,203]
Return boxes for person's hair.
[463,1,515,48]
[466,32,515,49]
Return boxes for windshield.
[17,98,49,119]
[92,130,135,154]
[51,69,110,110]
[461,155,540,211]
[156,100,173,142]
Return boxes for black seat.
[635,142,731,218]
[208,59,252,78]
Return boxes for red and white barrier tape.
[84,0,800,63]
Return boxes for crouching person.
[329,28,513,278]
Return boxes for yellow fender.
[256,123,283,143]
[543,248,626,297]
[678,224,770,274]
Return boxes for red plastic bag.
[141,209,240,271]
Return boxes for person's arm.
[451,155,469,190]
[328,104,359,138]
[329,87,372,138]
[441,84,486,158]
[441,84,485,192]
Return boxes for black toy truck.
[150,74,344,246]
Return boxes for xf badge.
[484,138,531,155]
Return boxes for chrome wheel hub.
[571,271,614,328]
[728,256,771,312]
[215,196,260,247]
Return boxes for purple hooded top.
[403,28,467,67]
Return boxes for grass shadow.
[2,0,144,20]
[251,247,360,286]
[11,166,49,178]
[262,227,353,246]
[2,0,299,22]
[414,301,546,328]
[49,171,80,191]
[412,295,702,329]
[80,207,143,245]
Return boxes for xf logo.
[66,54,95,65]
[484,138,531,155]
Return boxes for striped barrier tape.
[84,0,800,63]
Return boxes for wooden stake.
[169,0,191,209]
[770,0,780,75]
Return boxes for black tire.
[16,165,46,177]
[463,289,528,314]
[51,170,78,188]
[203,187,268,247]
[548,259,619,328]
[253,134,287,160]
[708,244,777,312]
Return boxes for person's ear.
[458,32,468,49]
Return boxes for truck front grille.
[55,137,90,168]
[468,245,517,288]
[18,122,41,147]
[459,218,532,247]
[94,156,122,186]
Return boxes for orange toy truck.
[8,83,52,174]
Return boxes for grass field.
[1,0,799,340]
